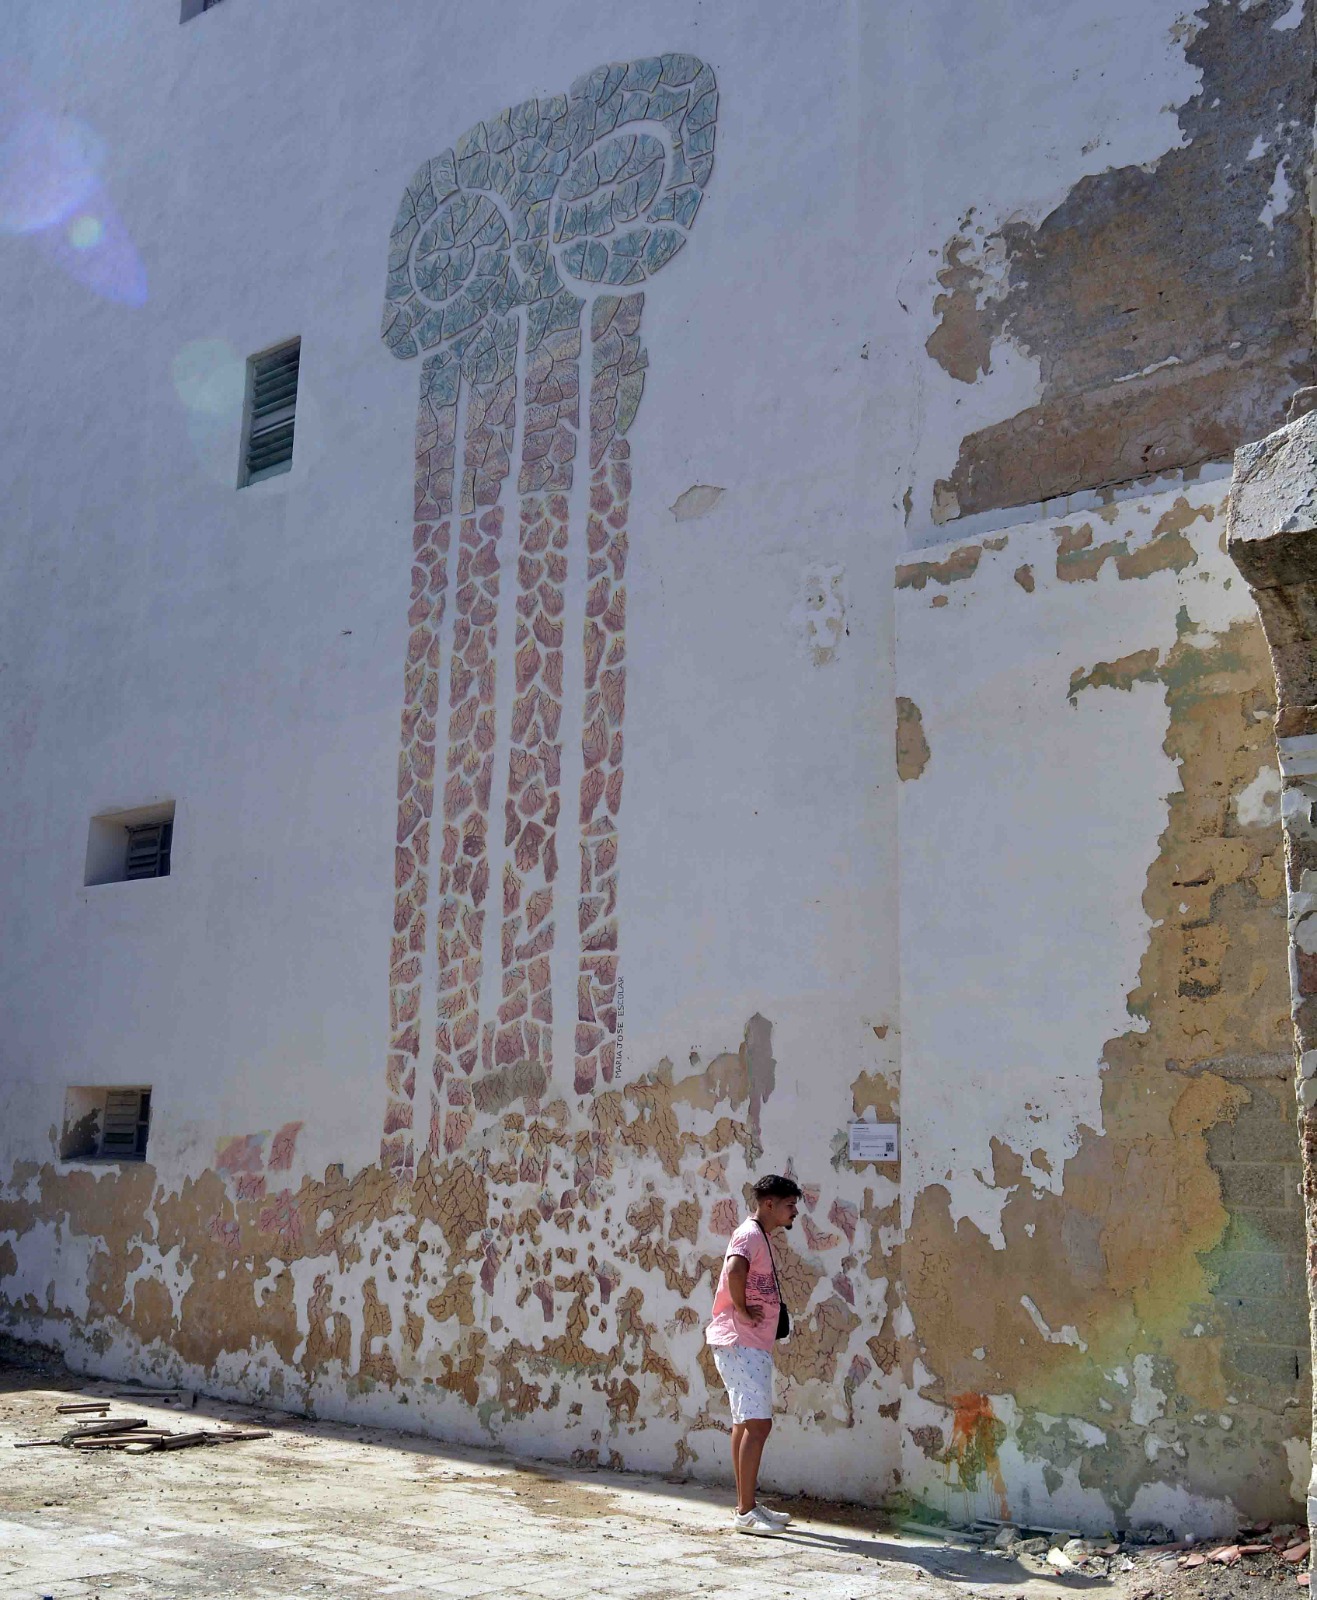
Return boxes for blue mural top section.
[382,55,718,361]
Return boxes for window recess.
[180,0,226,23]
[60,1087,152,1162]
[84,801,175,887]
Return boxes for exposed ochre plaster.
[895,698,931,782]
[0,1011,900,1486]
[895,546,982,591]
[895,484,1306,1529]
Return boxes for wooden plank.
[69,1418,150,1437]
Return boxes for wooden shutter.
[125,821,172,880]
[101,1090,150,1158]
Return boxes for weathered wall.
[895,481,1307,1532]
[908,0,1315,532]
[0,0,1310,1531]
[0,0,896,1507]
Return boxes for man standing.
[705,1173,802,1535]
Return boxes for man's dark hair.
[753,1173,802,1200]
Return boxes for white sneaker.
[734,1508,783,1536]
[755,1505,792,1527]
[731,1504,792,1527]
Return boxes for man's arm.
[726,1254,764,1322]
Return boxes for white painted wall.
[0,0,1281,1518]
[895,486,1246,1243]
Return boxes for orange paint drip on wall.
[947,1392,1009,1518]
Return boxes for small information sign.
[848,1122,899,1163]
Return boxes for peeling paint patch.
[1055,523,1125,583]
[895,546,981,590]
[669,484,725,522]
[925,236,998,384]
[1234,763,1283,829]
[928,0,1315,518]
[1013,564,1036,593]
[1021,1294,1088,1352]
[1054,501,1205,585]
[2,1003,898,1479]
[901,599,1300,1524]
[1068,647,1162,703]
[896,697,930,781]
[789,563,847,665]
[1284,1436,1309,1500]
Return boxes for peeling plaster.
[1234,763,1283,829]
[896,483,1305,1528]
[0,1011,901,1491]
[788,563,848,666]
[925,0,1315,520]
[895,698,931,782]
[669,485,725,522]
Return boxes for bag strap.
[754,1218,785,1306]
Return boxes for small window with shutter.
[125,820,172,881]
[61,1087,152,1162]
[85,802,175,887]
[241,339,301,485]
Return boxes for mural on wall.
[379,56,719,1173]
[0,57,900,1486]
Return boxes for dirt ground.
[0,1338,1305,1600]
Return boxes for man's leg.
[730,1422,745,1510]
[737,1418,772,1515]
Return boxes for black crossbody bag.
[755,1219,791,1341]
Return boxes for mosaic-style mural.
[380,57,719,1171]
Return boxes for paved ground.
[0,1363,1109,1600]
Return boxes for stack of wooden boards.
[16,1400,271,1455]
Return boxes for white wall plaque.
[848,1122,899,1163]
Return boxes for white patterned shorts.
[712,1345,775,1423]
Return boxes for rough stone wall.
[1203,1079,1308,1405]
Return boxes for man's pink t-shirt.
[705,1217,780,1352]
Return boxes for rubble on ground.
[898,1513,1314,1590]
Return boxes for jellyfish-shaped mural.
[379,57,718,1171]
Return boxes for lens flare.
[0,61,147,306]
[0,104,102,234]
[172,339,246,416]
[67,214,103,249]
[172,338,247,483]
[36,183,147,305]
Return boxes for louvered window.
[242,339,300,485]
[100,1089,152,1159]
[125,821,172,880]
